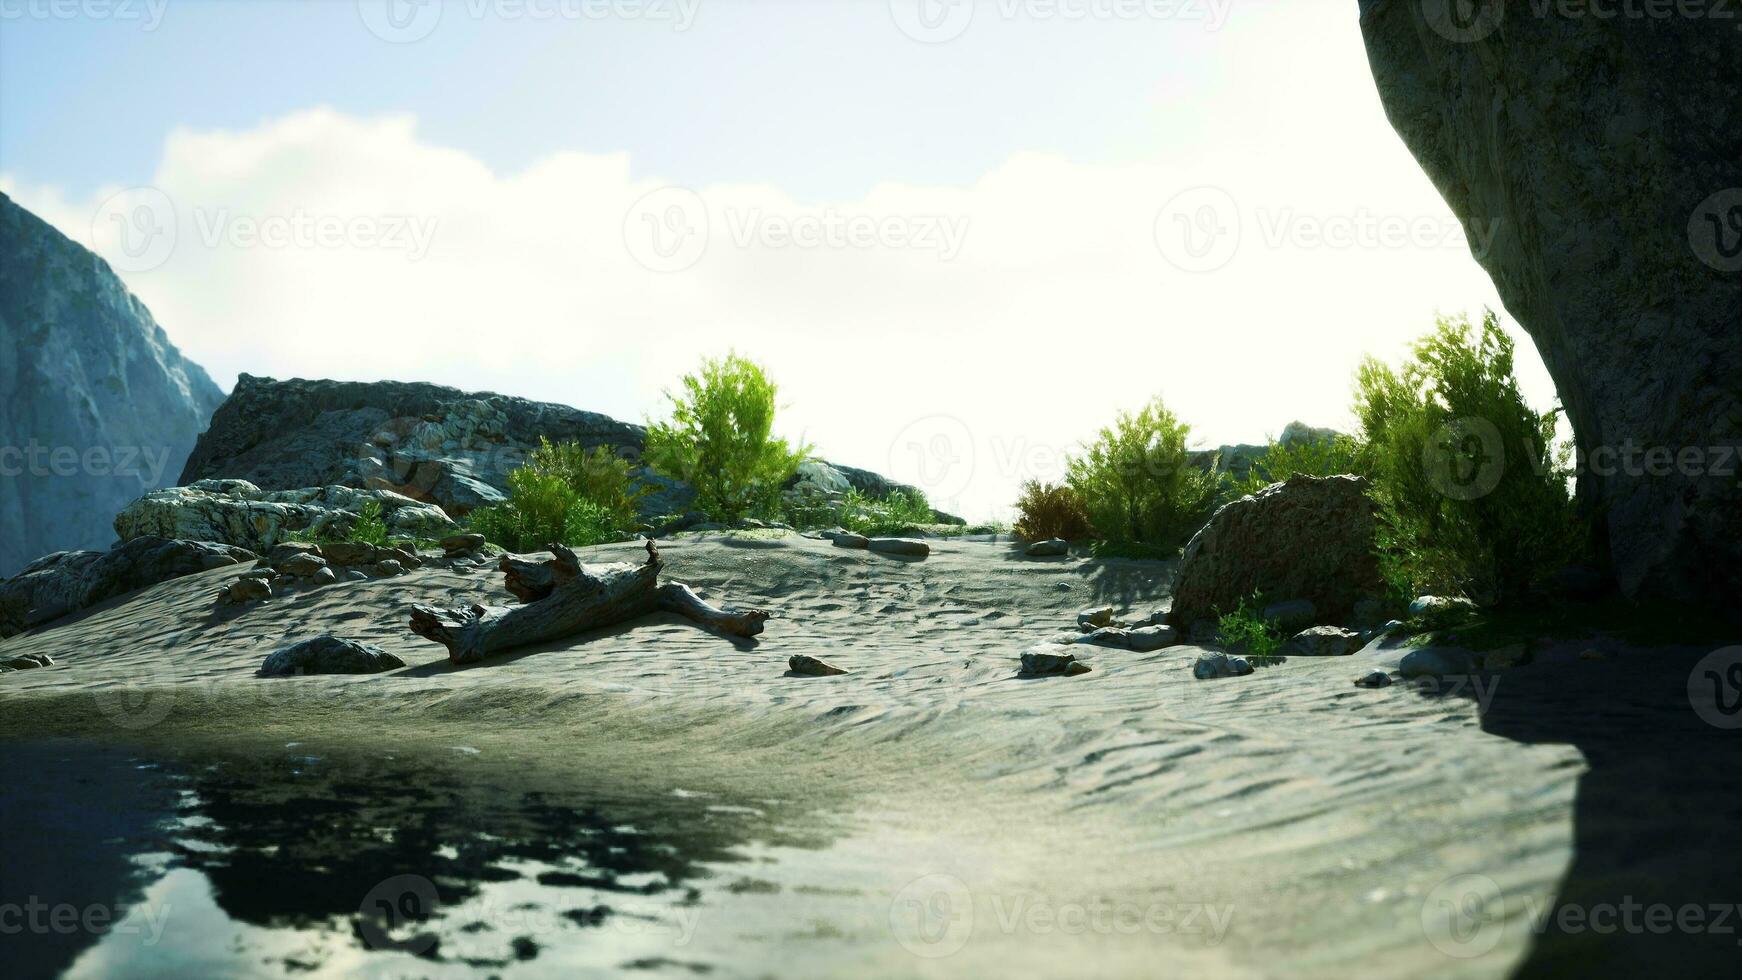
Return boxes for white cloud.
[3,102,1543,521]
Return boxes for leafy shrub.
[1224,434,1372,500]
[1066,396,1217,556]
[1012,480,1093,541]
[1215,593,1285,664]
[525,438,645,530]
[289,498,389,546]
[644,353,811,522]
[467,467,623,552]
[1355,311,1583,605]
[838,488,934,537]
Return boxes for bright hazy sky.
[0,0,1553,520]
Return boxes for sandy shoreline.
[2,535,1736,977]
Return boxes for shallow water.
[1,740,861,978]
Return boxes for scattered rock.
[1262,598,1318,634]
[867,538,929,558]
[239,567,277,581]
[1284,626,1364,657]
[1020,648,1090,677]
[1077,607,1116,631]
[115,479,458,554]
[1025,538,1069,557]
[0,653,53,671]
[220,577,273,605]
[1168,475,1381,628]
[318,541,382,566]
[828,532,870,550]
[788,655,848,677]
[258,635,405,677]
[1354,670,1393,689]
[345,570,369,583]
[1192,653,1254,680]
[369,560,406,578]
[1,537,257,637]
[312,567,338,586]
[1399,646,1479,679]
[1076,627,1130,649]
[266,541,321,565]
[276,553,329,578]
[1125,625,1180,652]
[442,533,487,555]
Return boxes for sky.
[0,0,1552,520]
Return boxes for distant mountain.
[0,192,225,576]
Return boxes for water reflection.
[1,740,840,977]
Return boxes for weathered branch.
[657,581,769,638]
[412,540,770,663]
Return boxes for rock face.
[0,193,225,576]
[1168,475,1381,629]
[0,536,254,637]
[1358,4,1742,607]
[179,374,946,525]
[114,479,456,553]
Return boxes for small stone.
[1076,626,1130,648]
[0,653,52,670]
[1020,648,1085,677]
[391,547,423,569]
[318,541,380,566]
[312,567,338,585]
[240,566,278,581]
[1283,626,1364,657]
[345,569,369,583]
[1063,661,1092,676]
[1484,643,1529,669]
[829,532,870,550]
[369,559,405,578]
[266,541,321,566]
[1192,653,1234,680]
[1125,625,1180,652]
[1025,538,1069,557]
[1399,646,1479,678]
[277,553,329,578]
[258,635,405,677]
[441,533,487,554]
[788,655,848,677]
[1354,670,1393,689]
[1409,595,1477,622]
[200,553,241,571]
[1077,606,1116,631]
[868,538,929,557]
[1228,656,1253,676]
[222,577,273,604]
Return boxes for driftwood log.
[411,540,769,664]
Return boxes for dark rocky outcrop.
[113,479,456,553]
[1168,474,1381,630]
[0,536,254,637]
[257,635,405,677]
[1358,3,1742,606]
[180,374,944,524]
[0,193,225,576]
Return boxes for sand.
[1,534,1737,978]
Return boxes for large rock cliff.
[0,193,225,576]
[1358,2,1742,606]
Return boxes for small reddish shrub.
[1013,481,1094,542]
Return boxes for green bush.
[467,466,625,553]
[1066,396,1217,556]
[838,488,934,537]
[525,438,645,530]
[1224,434,1372,500]
[1355,311,1583,605]
[644,353,811,523]
[289,498,389,546]
[1012,480,1093,542]
[1215,593,1286,664]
